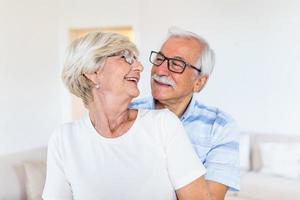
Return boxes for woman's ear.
[83,72,98,85]
[193,75,208,93]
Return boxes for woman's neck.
[87,93,135,138]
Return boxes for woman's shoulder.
[136,109,186,146]
[137,108,178,119]
[49,118,87,143]
[136,108,182,133]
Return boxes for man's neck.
[154,95,193,117]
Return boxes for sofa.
[226,133,300,200]
[0,147,47,200]
[1,133,300,200]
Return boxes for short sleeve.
[42,128,73,199]
[205,119,240,191]
[161,110,206,190]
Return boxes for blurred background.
[0,0,300,199]
[1,0,299,155]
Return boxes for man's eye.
[156,57,164,62]
[171,60,185,68]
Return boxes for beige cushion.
[23,160,47,200]
[250,134,300,171]
[259,143,300,179]
[240,133,250,170]
[0,147,47,200]
[0,156,25,199]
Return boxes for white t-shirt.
[43,109,206,200]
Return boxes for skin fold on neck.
[88,92,137,138]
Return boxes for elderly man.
[130,27,239,200]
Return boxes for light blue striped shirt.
[130,96,240,191]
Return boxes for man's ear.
[193,75,208,93]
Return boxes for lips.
[153,79,172,87]
[124,75,140,83]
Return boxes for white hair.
[167,26,215,76]
[62,32,138,106]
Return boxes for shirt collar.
[151,96,196,121]
[180,96,196,121]
[149,97,155,109]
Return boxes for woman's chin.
[130,89,140,98]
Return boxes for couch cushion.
[0,147,47,200]
[239,171,300,200]
[259,142,300,179]
[240,133,250,170]
[250,134,300,171]
[24,160,46,200]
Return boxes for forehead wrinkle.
[161,37,202,65]
[173,56,186,61]
[158,50,186,62]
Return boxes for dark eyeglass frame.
[107,49,137,65]
[149,51,201,74]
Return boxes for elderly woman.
[42,32,211,200]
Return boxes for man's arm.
[203,115,240,199]
[207,180,228,200]
[176,177,212,200]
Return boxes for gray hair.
[62,32,138,106]
[167,26,215,76]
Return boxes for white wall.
[0,0,61,155]
[1,0,299,155]
[137,0,300,135]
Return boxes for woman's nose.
[132,60,144,72]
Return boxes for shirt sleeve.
[204,119,240,191]
[161,110,206,190]
[42,128,73,199]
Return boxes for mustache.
[152,74,176,89]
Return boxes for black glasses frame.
[149,51,201,74]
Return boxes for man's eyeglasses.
[149,51,201,74]
[108,49,138,65]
